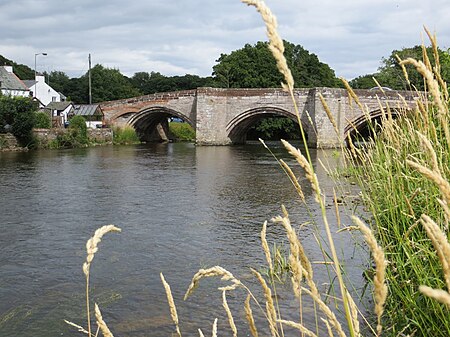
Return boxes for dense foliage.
[212,41,340,88]
[130,72,215,95]
[350,45,450,90]
[53,115,89,148]
[34,111,52,128]
[112,125,140,145]
[168,122,195,141]
[0,95,38,146]
[247,117,300,140]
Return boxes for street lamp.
[34,52,47,79]
[34,52,47,97]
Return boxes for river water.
[0,142,367,336]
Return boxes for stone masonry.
[101,87,419,148]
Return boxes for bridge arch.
[226,106,306,144]
[127,106,194,142]
[344,107,408,144]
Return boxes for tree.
[46,71,71,98]
[0,95,38,146]
[130,71,215,95]
[212,41,340,88]
[350,46,450,90]
[67,65,141,103]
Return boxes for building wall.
[32,75,61,106]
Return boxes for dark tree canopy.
[212,41,341,88]
[350,45,450,90]
[130,71,215,95]
[0,55,34,80]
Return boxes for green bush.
[169,122,195,141]
[68,115,88,145]
[34,111,51,128]
[112,125,140,145]
[0,95,38,147]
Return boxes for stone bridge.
[101,87,419,148]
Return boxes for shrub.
[168,122,195,141]
[68,115,88,145]
[0,96,38,147]
[34,111,51,129]
[112,125,140,145]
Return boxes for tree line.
[3,41,448,104]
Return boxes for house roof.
[73,104,103,116]
[23,80,37,88]
[46,101,73,111]
[0,66,29,91]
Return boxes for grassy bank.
[112,125,140,145]
[346,32,450,335]
[169,122,195,142]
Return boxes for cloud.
[1,0,449,81]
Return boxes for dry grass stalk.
[94,303,114,337]
[345,289,360,337]
[160,273,182,337]
[340,78,364,111]
[280,159,305,201]
[222,291,237,337]
[271,215,303,298]
[395,54,411,87]
[321,318,335,337]
[420,214,450,290]
[241,0,294,92]
[83,225,121,337]
[400,57,450,148]
[416,131,440,173]
[261,221,273,272]
[319,93,339,136]
[351,216,387,337]
[83,225,122,277]
[184,266,241,300]
[419,285,450,306]
[277,319,319,337]
[301,287,347,337]
[406,159,450,205]
[64,320,90,335]
[251,269,278,337]
[281,140,321,203]
[212,318,218,337]
[437,198,450,231]
[424,27,449,99]
[245,294,259,337]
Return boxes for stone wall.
[0,133,24,152]
[33,128,113,147]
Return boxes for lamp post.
[34,52,47,97]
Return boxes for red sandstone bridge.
[100,87,419,148]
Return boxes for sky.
[1,0,450,81]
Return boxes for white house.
[23,75,62,106]
[44,101,74,127]
[0,66,30,97]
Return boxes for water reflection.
[0,142,365,337]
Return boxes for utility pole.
[88,54,92,104]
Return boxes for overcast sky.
[1,0,450,81]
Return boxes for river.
[0,142,367,336]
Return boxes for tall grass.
[344,29,450,336]
[169,122,195,141]
[112,125,140,145]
